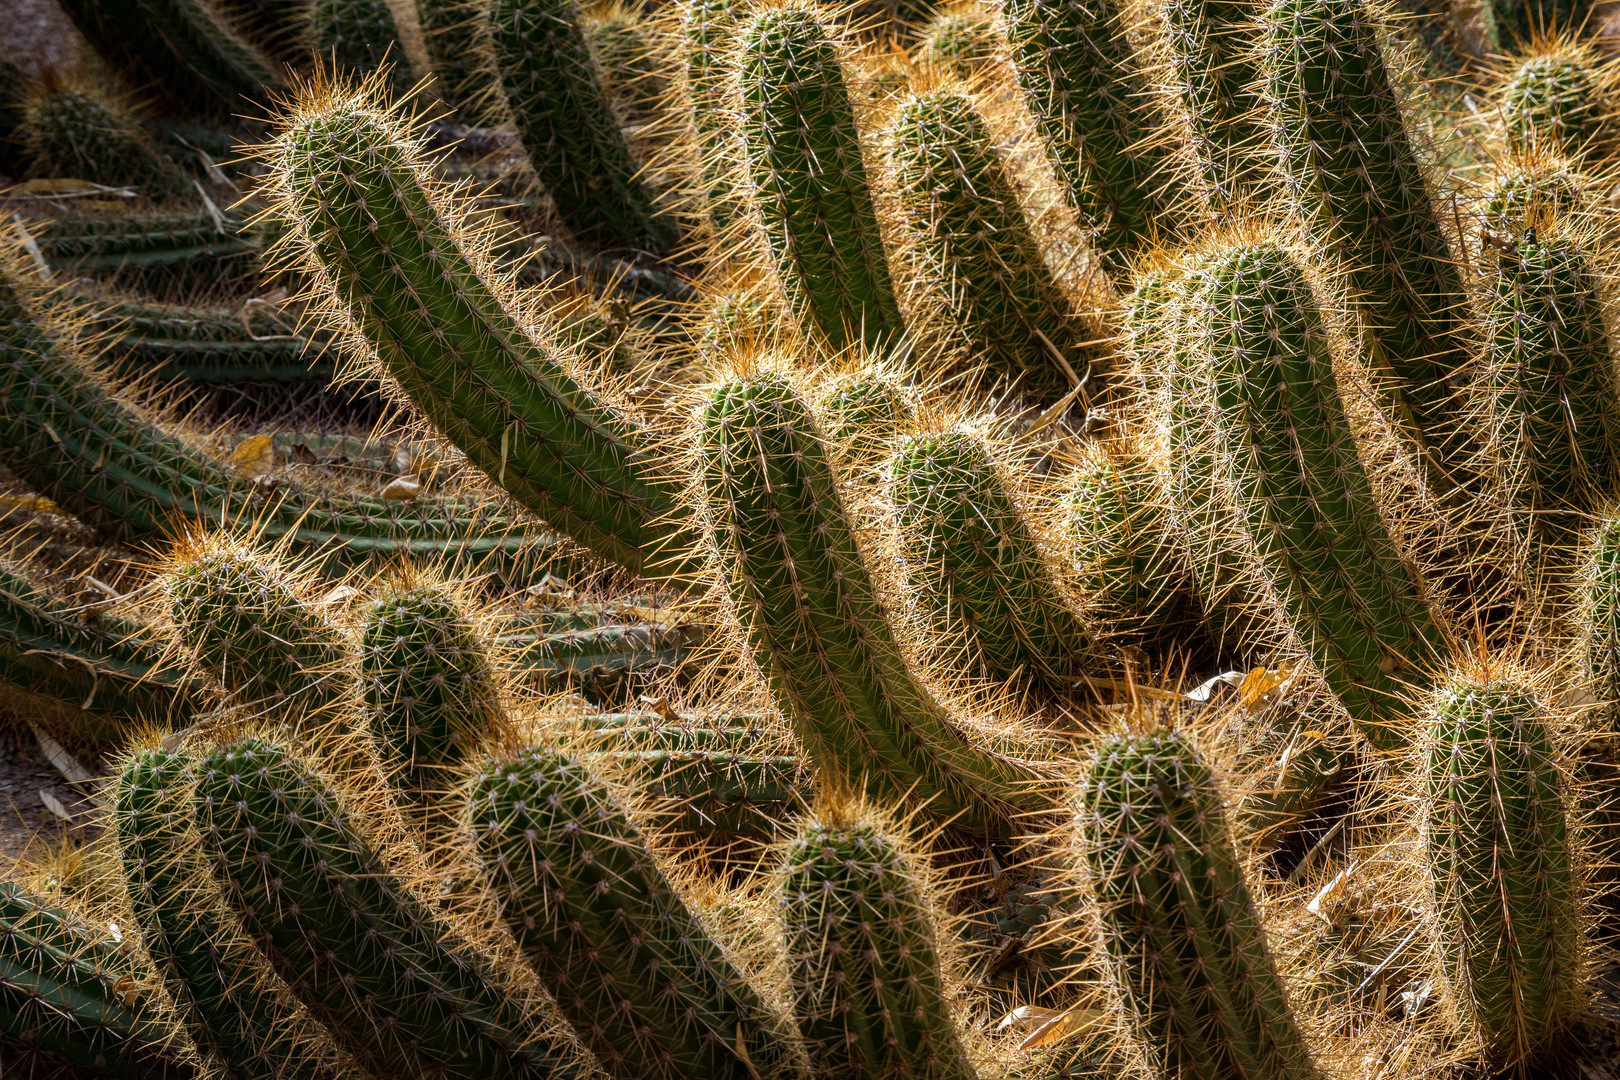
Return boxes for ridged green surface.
[38,211,258,280]
[21,88,189,199]
[1580,515,1620,725]
[470,745,796,1079]
[1264,0,1472,479]
[1479,230,1620,552]
[269,97,701,579]
[361,585,501,811]
[499,622,703,699]
[314,0,407,80]
[891,428,1091,684]
[1425,679,1582,1064]
[1480,164,1586,238]
[0,879,187,1079]
[68,295,338,383]
[781,816,975,1080]
[1002,0,1172,255]
[52,0,280,117]
[1084,730,1320,1080]
[196,737,582,1080]
[1199,244,1438,750]
[164,546,348,712]
[681,0,745,228]
[888,89,1079,393]
[918,9,997,76]
[0,562,204,740]
[0,245,549,572]
[1160,0,1268,202]
[698,372,1047,838]
[418,0,485,116]
[820,372,913,466]
[1501,54,1603,157]
[737,6,905,354]
[587,7,669,132]
[114,747,332,1080]
[488,0,676,250]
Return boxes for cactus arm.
[736,7,906,354]
[264,93,703,580]
[698,373,1051,839]
[1159,0,1268,202]
[195,737,585,1080]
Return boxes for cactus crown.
[1499,50,1606,156]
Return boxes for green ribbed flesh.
[1479,232,1620,552]
[1264,0,1472,479]
[1583,517,1620,728]
[418,0,484,117]
[888,89,1079,393]
[469,745,795,1079]
[314,0,406,79]
[37,212,258,278]
[1425,680,1581,1063]
[820,373,913,466]
[270,99,700,579]
[0,880,186,1079]
[1002,0,1172,254]
[499,622,704,700]
[488,0,676,250]
[52,0,279,117]
[1084,730,1321,1080]
[164,547,347,712]
[587,9,669,132]
[195,737,582,1080]
[22,88,188,199]
[698,373,1047,838]
[782,817,976,1080]
[0,254,543,572]
[69,296,338,383]
[681,0,745,228]
[1200,244,1438,749]
[737,7,905,353]
[1480,166,1586,238]
[1501,54,1603,157]
[891,428,1090,684]
[114,747,331,1080]
[0,563,204,740]
[918,10,997,77]
[1160,0,1268,202]
[361,586,501,811]
[1069,443,1195,654]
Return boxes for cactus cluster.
[12,0,1620,1078]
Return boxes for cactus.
[1159,0,1269,202]
[1263,0,1473,480]
[1068,438,1197,654]
[887,88,1084,393]
[469,743,798,1079]
[1000,0,1174,255]
[52,0,280,118]
[1423,673,1584,1066]
[114,746,333,1080]
[500,621,705,699]
[1482,0,1588,50]
[1477,226,1620,556]
[67,295,339,383]
[736,5,906,354]
[314,0,408,81]
[0,878,187,1078]
[0,246,546,574]
[1580,514,1620,725]
[1499,51,1605,158]
[361,583,503,811]
[161,537,349,713]
[781,808,976,1080]
[1196,243,1439,750]
[890,426,1093,684]
[35,211,259,282]
[622,741,809,835]
[585,3,670,133]
[195,736,585,1080]
[917,8,999,77]
[697,286,779,356]
[487,0,677,251]
[680,0,746,230]
[260,85,703,580]
[820,370,915,466]
[1479,160,1587,240]
[698,371,1051,838]
[20,84,190,200]
[417,0,486,116]
[1083,729,1321,1080]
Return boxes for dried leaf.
[1240,665,1291,709]
[38,789,71,822]
[0,494,64,515]
[230,435,276,479]
[113,973,137,1007]
[1306,861,1358,924]
[996,1005,1106,1051]
[382,475,422,501]
[29,721,94,783]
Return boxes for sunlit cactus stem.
[1160,0,1269,203]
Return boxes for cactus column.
[1159,0,1269,203]
[699,371,1051,838]
[736,5,906,354]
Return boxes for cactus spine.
[890,427,1092,684]
[1000,0,1173,255]
[20,84,189,199]
[886,88,1083,393]
[917,9,998,77]
[487,0,677,250]
[781,810,976,1080]
[1159,0,1269,202]
[1083,729,1322,1080]
[418,0,485,117]
[681,0,746,229]
[736,6,906,354]
[698,371,1050,838]
[820,371,915,466]
[1480,162,1586,239]
[1500,52,1604,158]
[314,0,408,81]
[586,4,670,134]
[195,737,583,1080]
[1263,0,1473,478]
[114,746,332,1080]
[1424,675,1584,1066]
[262,88,702,579]
[1197,243,1439,749]
[1580,514,1620,724]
